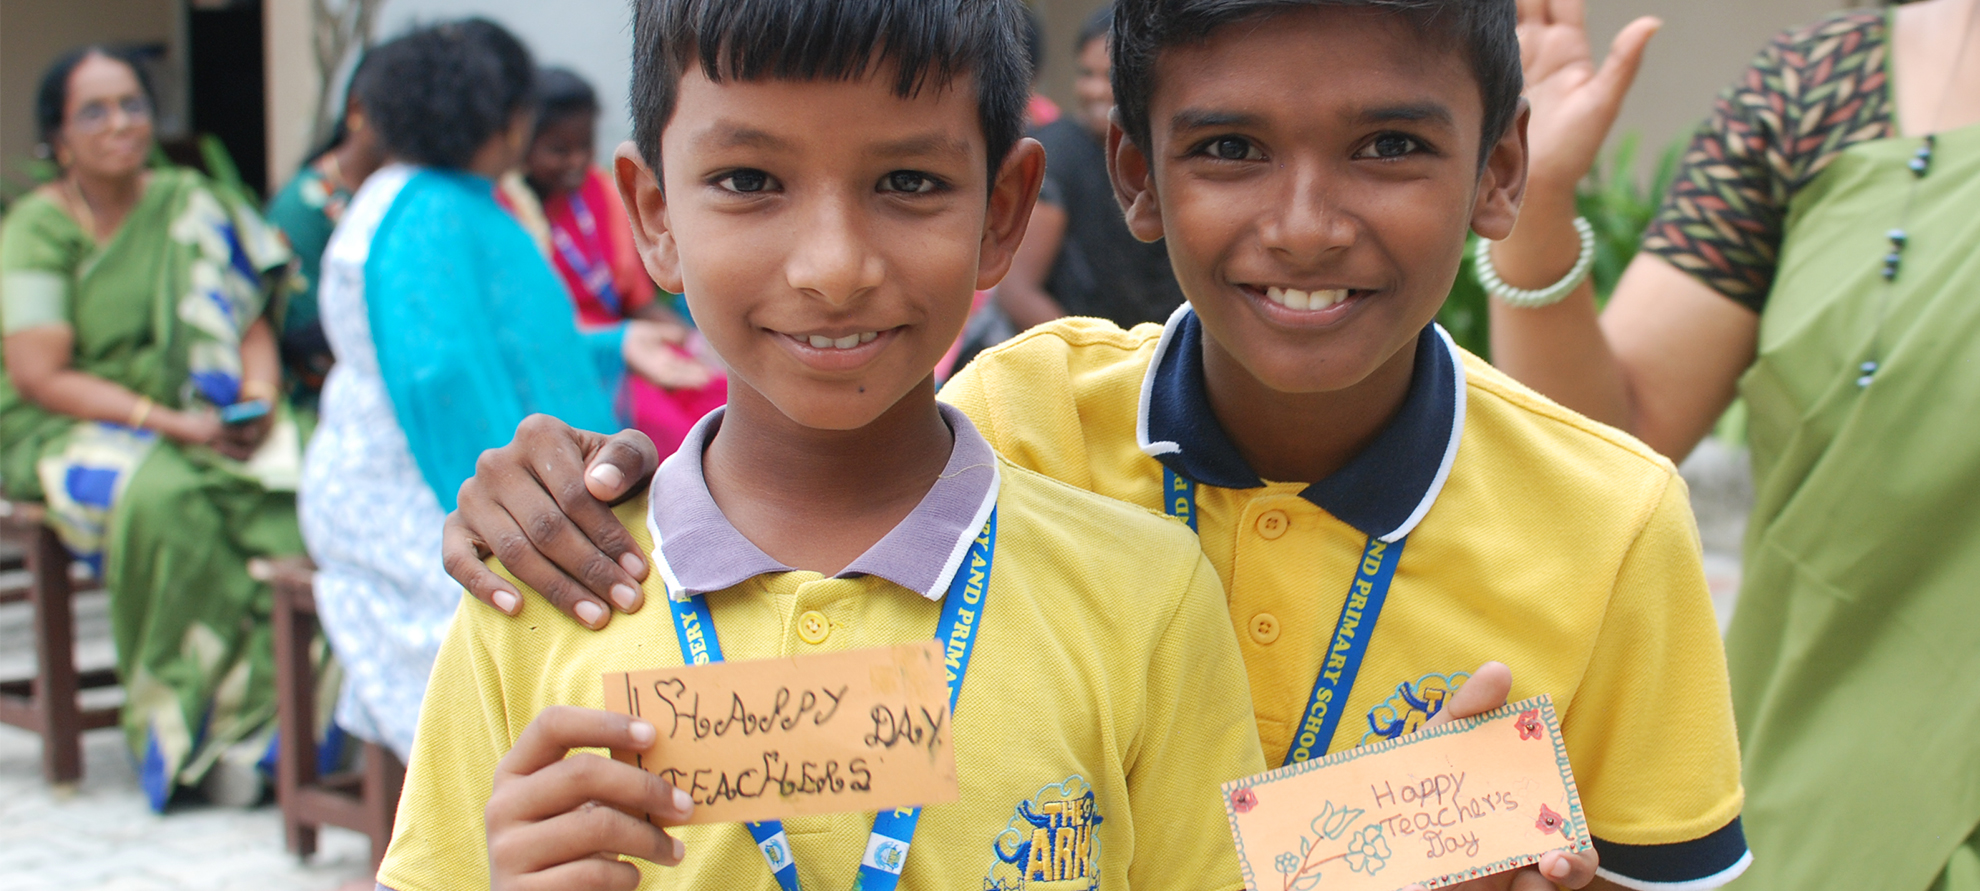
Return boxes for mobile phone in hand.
[220,399,271,425]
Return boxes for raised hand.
[1517,0,1662,201]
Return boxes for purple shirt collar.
[645,403,1001,601]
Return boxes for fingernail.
[628,719,655,746]
[610,584,640,612]
[588,463,626,490]
[1550,857,1571,878]
[619,551,647,578]
[575,600,607,627]
[671,835,685,862]
[492,589,520,614]
[673,787,693,815]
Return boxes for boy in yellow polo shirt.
[373,2,1266,890]
[445,1,1747,888]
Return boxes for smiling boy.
[373,2,1265,890]
[446,1,1748,889]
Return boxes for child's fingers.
[443,511,527,616]
[495,855,645,891]
[1537,846,1600,889]
[1423,661,1513,730]
[495,799,683,875]
[1514,0,1549,27]
[584,428,662,505]
[499,750,695,829]
[1546,0,1584,28]
[497,707,659,779]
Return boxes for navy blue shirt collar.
[1137,304,1466,542]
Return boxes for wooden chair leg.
[272,572,319,859]
[362,742,405,873]
[28,524,83,785]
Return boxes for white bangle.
[1475,217,1596,308]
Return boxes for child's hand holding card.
[1224,695,1591,891]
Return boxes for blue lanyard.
[664,510,997,891]
[1162,468,1402,766]
[551,191,624,316]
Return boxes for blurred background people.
[996,2,1184,332]
[263,52,386,416]
[0,46,305,810]
[520,66,724,458]
[1489,1,1980,888]
[297,19,679,760]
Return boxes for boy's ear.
[975,137,1048,291]
[1107,113,1165,244]
[613,141,686,294]
[1471,99,1531,242]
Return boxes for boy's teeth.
[804,332,880,349]
[1265,287,1349,311]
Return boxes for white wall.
[378,0,637,155]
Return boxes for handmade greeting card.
[603,641,959,825]
[1223,695,1589,891]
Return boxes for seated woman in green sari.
[0,46,306,810]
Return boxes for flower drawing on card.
[1516,709,1543,741]
[1535,804,1567,838]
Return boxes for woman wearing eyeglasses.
[0,46,308,810]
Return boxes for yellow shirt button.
[797,610,831,644]
[1255,509,1290,540]
[1250,612,1280,645]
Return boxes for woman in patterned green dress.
[0,47,305,810]
[1488,1,1980,889]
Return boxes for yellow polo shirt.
[941,308,1750,889]
[378,405,1264,891]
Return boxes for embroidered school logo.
[1360,671,1471,745]
[983,776,1104,890]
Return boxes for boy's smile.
[1113,5,1523,400]
[621,67,1042,432]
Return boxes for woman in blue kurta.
[297,19,633,758]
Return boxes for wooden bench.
[0,499,120,785]
[253,555,403,872]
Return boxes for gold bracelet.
[128,396,154,430]
[239,379,279,401]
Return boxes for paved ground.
[0,442,1756,889]
[0,587,374,891]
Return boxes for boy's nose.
[1258,168,1357,260]
[786,198,885,307]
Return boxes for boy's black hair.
[1111,0,1521,165]
[630,0,1030,183]
[535,67,602,138]
[362,18,537,170]
[1077,3,1116,51]
[36,45,158,150]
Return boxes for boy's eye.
[717,170,775,193]
[1207,136,1261,162]
[879,171,941,194]
[1355,134,1423,160]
